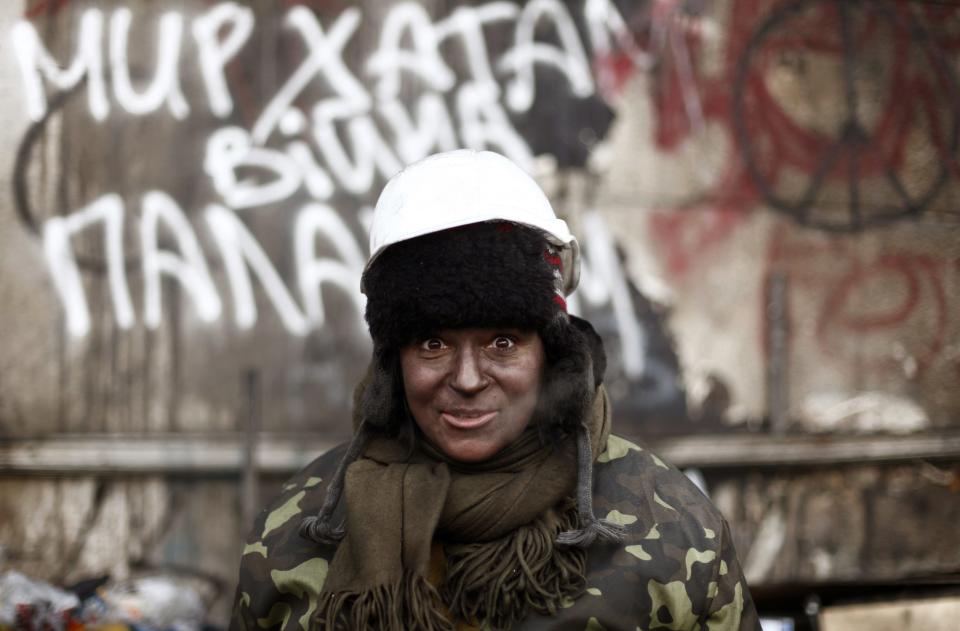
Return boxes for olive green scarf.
[315,387,612,630]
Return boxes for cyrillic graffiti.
[13,0,658,381]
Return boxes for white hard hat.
[363,150,580,295]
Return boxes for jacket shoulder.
[593,433,726,536]
[229,443,347,631]
[575,434,761,630]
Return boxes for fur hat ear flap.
[535,316,598,436]
[304,349,401,546]
[568,315,606,390]
[545,315,623,548]
[353,348,405,433]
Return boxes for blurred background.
[1,0,959,629]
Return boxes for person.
[230,150,761,631]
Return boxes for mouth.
[440,409,496,429]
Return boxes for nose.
[449,346,489,394]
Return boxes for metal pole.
[241,369,260,529]
[766,271,789,435]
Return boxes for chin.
[441,440,501,463]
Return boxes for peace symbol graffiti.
[732,0,960,232]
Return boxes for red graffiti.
[741,0,959,226]
[24,0,71,19]
[821,255,948,372]
[591,0,717,152]
[593,52,636,99]
[602,0,960,233]
[821,257,922,331]
[765,223,954,376]
[917,4,960,51]
[627,0,960,290]
[647,206,749,278]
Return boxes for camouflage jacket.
[230,434,761,631]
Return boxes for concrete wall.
[1,0,958,624]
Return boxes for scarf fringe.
[440,504,587,629]
[315,571,454,631]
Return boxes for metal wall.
[1,0,958,624]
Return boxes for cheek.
[507,356,545,407]
[400,356,441,406]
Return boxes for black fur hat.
[364,222,559,350]
[358,221,605,437]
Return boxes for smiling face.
[400,328,545,463]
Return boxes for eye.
[421,337,446,351]
[491,335,516,350]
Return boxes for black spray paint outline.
[732,0,960,232]
[13,81,143,274]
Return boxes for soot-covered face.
[400,327,545,463]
